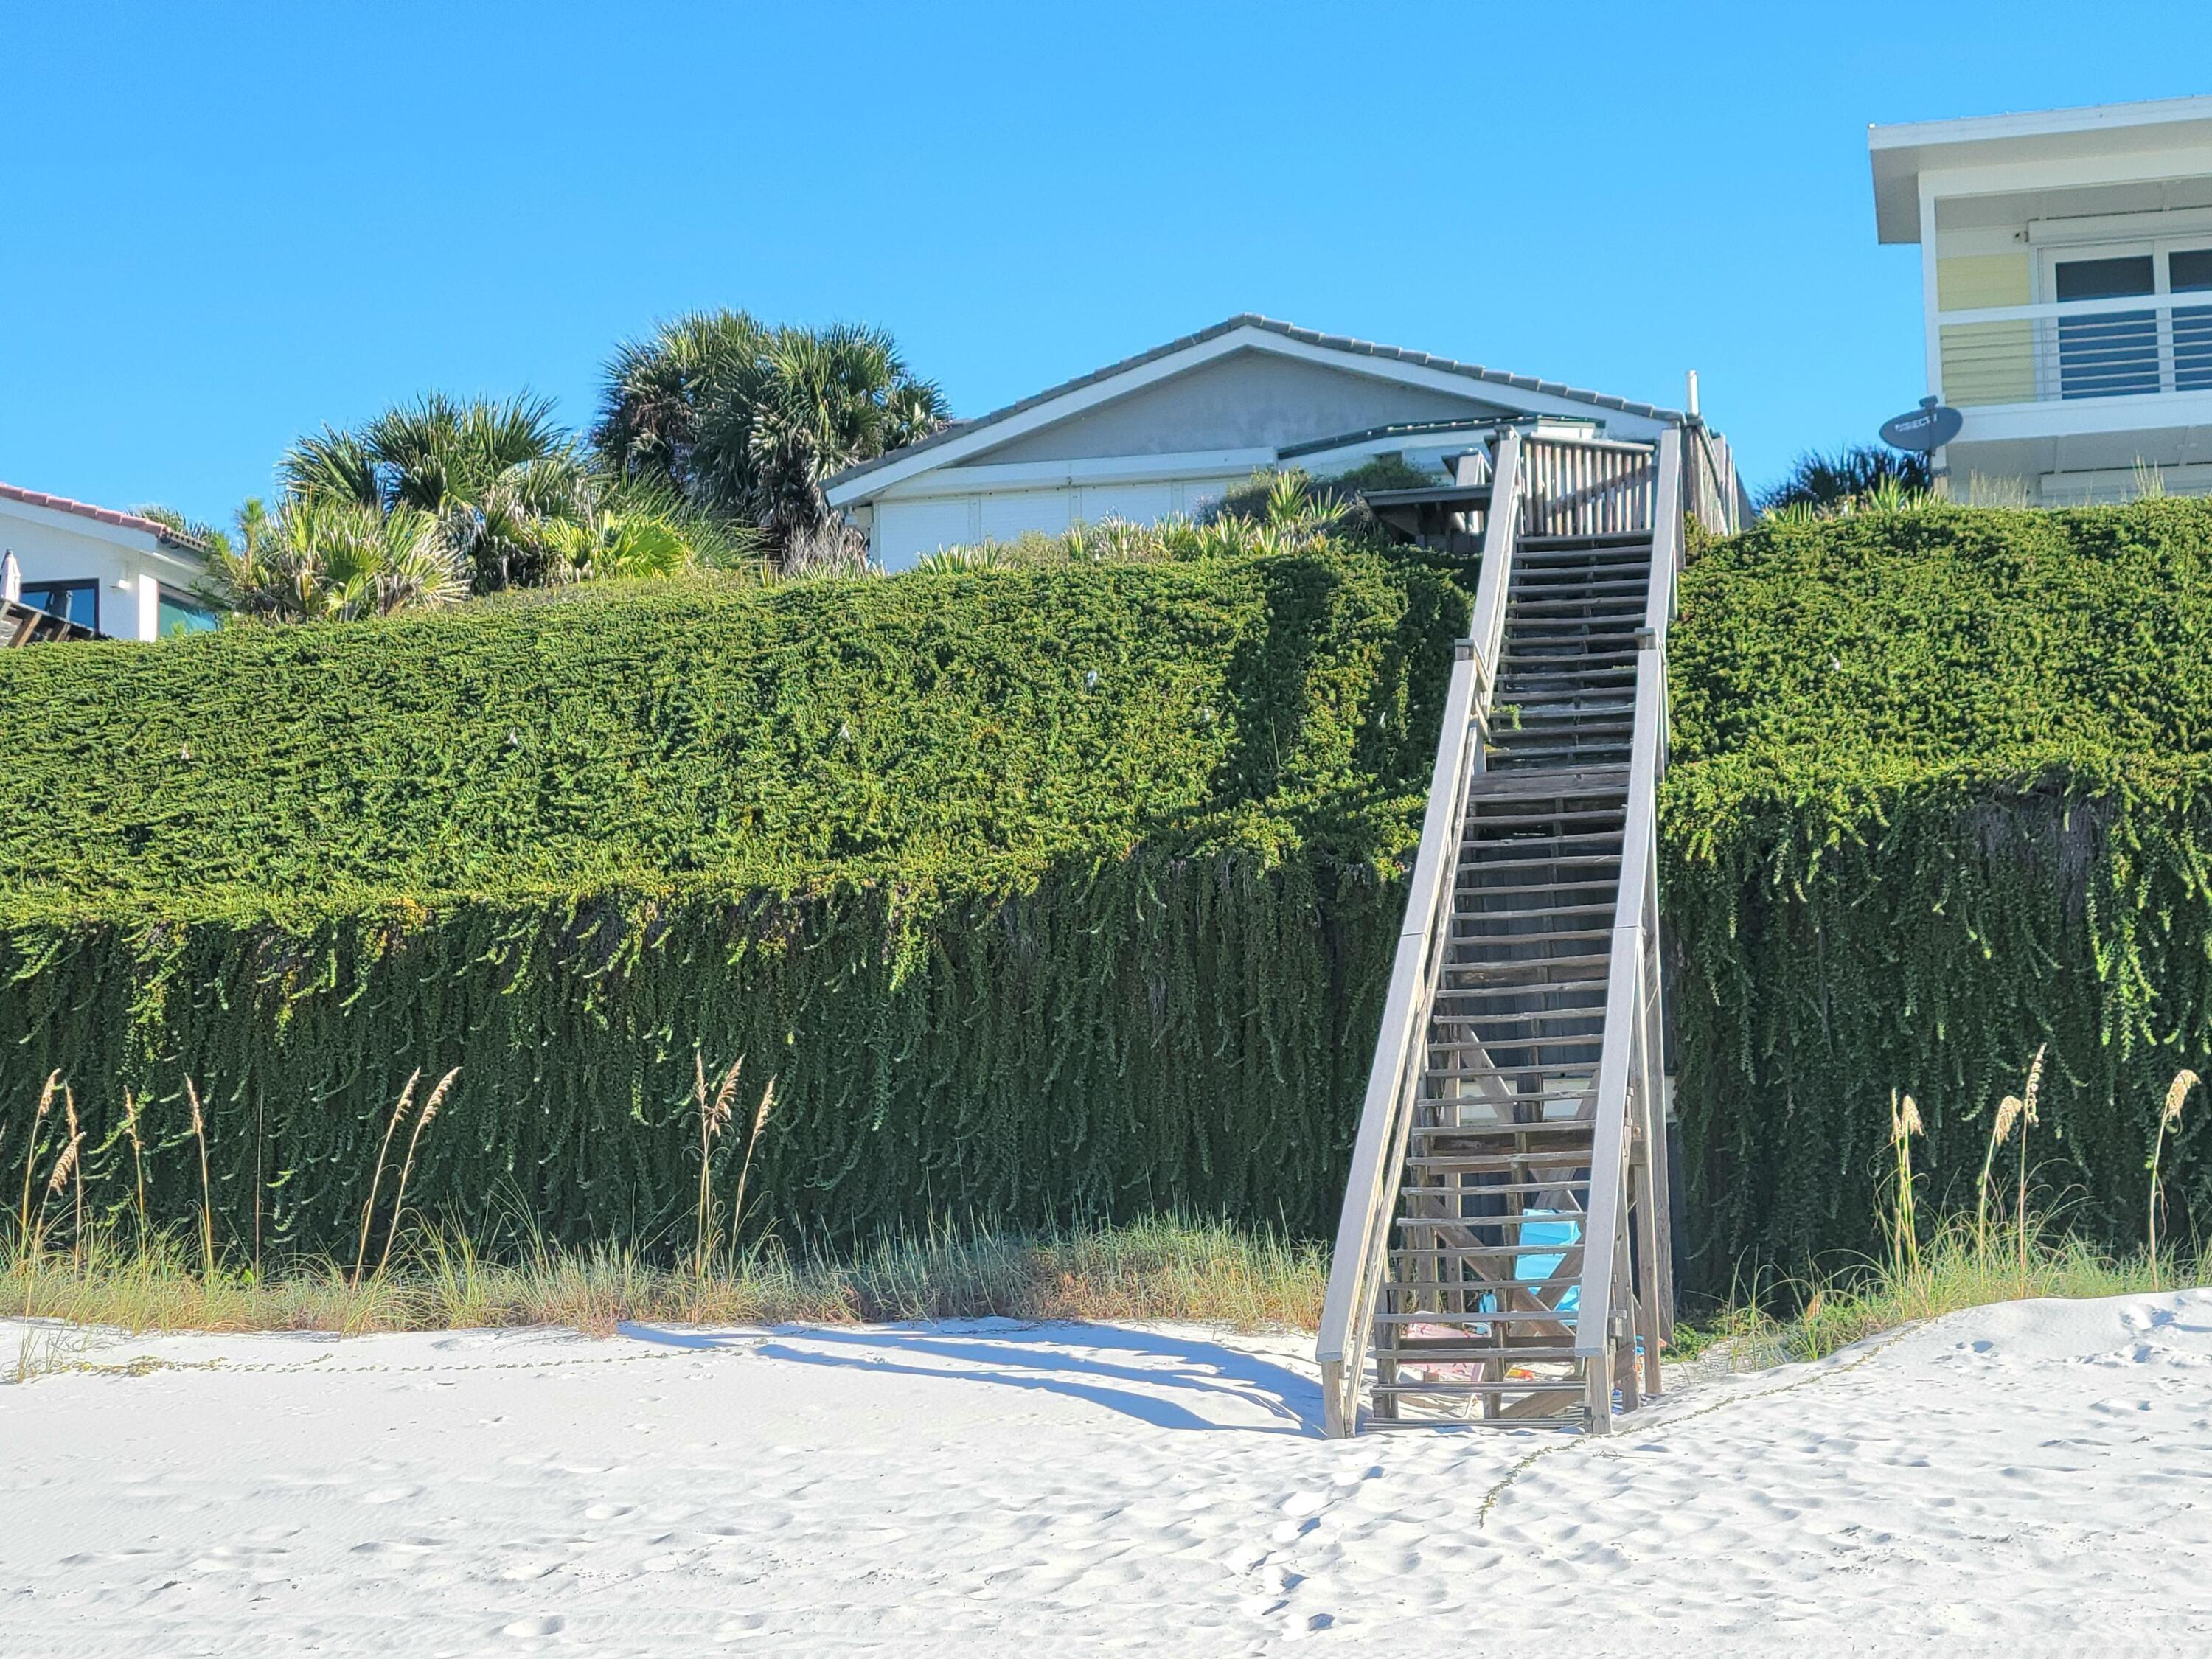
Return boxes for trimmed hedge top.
[0,553,1463,922]
[1660,496,2212,1282]
[1670,497,2212,779]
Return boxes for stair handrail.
[1315,427,1523,1438]
[1464,425,1523,675]
[1571,425,1682,1430]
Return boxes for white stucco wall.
[0,500,209,640]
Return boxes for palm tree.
[536,507,706,584]
[279,392,597,592]
[202,393,747,622]
[203,495,465,622]
[1762,446,1933,515]
[593,311,948,567]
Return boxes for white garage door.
[873,498,978,570]
[1074,481,1174,523]
[978,489,1074,543]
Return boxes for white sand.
[4,1291,2209,1655]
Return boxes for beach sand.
[4,1290,2208,1654]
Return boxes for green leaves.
[0,545,1463,1262]
[1662,499,2212,1291]
[222,392,734,619]
[0,547,1459,919]
[591,310,948,564]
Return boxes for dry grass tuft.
[1680,1217,2208,1371]
[0,1216,1326,1340]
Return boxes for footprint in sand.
[495,1555,568,1582]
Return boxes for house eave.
[1871,95,2212,244]
[824,316,1680,509]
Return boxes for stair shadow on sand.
[625,1321,1326,1436]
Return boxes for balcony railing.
[1938,292,2212,408]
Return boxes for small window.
[157,586,220,637]
[2170,248,2212,295]
[2053,254,2156,301]
[18,579,97,631]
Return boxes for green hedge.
[1663,499,2212,1290]
[22,498,2208,1285]
[0,553,1463,1253]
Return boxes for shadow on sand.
[622,1320,1325,1436]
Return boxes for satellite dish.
[1879,397,1963,453]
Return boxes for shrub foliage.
[0,553,1463,1254]
[1664,498,2212,1288]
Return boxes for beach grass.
[1674,1214,2208,1370]
[2,1214,1328,1340]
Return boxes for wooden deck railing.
[2,599,100,648]
[1683,420,1740,538]
[1517,434,1656,538]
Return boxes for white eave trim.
[1871,97,2212,244]
[827,325,1669,507]
[1952,388,2212,446]
[1871,95,2212,156]
[0,497,206,568]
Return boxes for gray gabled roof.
[823,314,1683,498]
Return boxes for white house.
[0,482,216,640]
[1871,94,2212,504]
[824,316,1694,568]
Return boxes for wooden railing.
[1570,425,1680,1429]
[1316,422,1687,1436]
[1683,421,1740,537]
[1315,428,1523,1440]
[1,599,99,648]
[1517,434,1655,538]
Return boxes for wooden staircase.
[1318,424,1723,1436]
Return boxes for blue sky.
[2,2,2205,526]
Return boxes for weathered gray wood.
[1320,424,1687,1436]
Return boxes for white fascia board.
[1872,96,2212,156]
[0,498,201,567]
[874,448,1276,500]
[827,327,1272,506]
[1921,146,2212,206]
[1955,389,2212,446]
